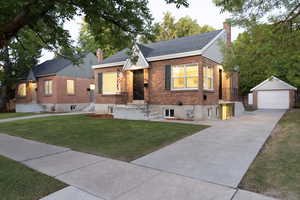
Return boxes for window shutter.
[165,65,171,90]
[98,72,103,94]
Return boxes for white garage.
[250,76,297,109]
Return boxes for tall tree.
[222,24,300,95]
[0,29,43,110]
[77,21,132,58]
[0,0,189,53]
[141,12,215,43]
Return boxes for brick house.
[93,23,244,120]
[16,52,98,112]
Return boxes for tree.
[222,24,300,95]
[0,29,43,111]
[141,12,215,43]
[0,0,189,52]
[77,21,132,58]
[213,0,300,27]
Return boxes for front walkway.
[133,110,285,188]
[0,110,283,200]
[0,112,90,123]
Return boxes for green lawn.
[0,115,207,161]
[240,109,300,200]
[0,112,41,119]
[0,155,66,200]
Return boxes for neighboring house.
[93,22,244,120]
[249,76,297,109]
[16,52,99,112]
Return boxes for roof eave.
[93,30,225,69]
[250,76,297,91]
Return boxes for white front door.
[257,90,289,109]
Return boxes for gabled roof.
[31,53,89,77]
[250,76,297,91]
[94,29,224,68]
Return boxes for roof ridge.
[139,29,223,47]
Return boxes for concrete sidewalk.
[0,133,235,200]
[133,110,285,188]
[0,109,282,200]
[0,112,90,123]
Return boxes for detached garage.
[250,76,297,109]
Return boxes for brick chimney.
[96,48,103,63]
[223,20,231,47]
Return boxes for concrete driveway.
[133,110,285,188]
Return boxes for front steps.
[114,104,162,120]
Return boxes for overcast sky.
[39,0,243,63]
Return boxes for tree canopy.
[213,0,300,27]
[0,0,189,52]
[77,20,132,58]
[140,12,215,43]
[222,24,300,95]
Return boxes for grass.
[0,155,66,200]
[0,115,207,161]
[239,109,300,200]
[0,112,42,119]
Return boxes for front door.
[133,69,144,100]
[30,82,37,103]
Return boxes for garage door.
[257,90,289,109]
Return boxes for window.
[171,64,198,90]
[164,108,175,118]
[44,80,53,95]
[203,65,214,90]
[18,83,26,97]
[67,80,75,95]
[103,72,120,95]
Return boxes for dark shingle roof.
[101,30,222,64]
[32,56,73,77]
[32,53,89,77]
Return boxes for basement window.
[164,108,175,118]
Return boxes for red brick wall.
[93,55,236,105]
[148,56,223,105]
[94,66,127,104]
[16,75,94,104]
[15,82,33,103]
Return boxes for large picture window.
[18,83,26,97]
[67,80,75,95]
[171,64,198,90]
[203,65,214,90]
[103,72,120,95]
[44,80,53,95]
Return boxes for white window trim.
[171,63,199,91]
[44,80,53,96]
[102,72,121,95]
[164,108,175,118]
[67,80,75,95]
[203,65,214,91]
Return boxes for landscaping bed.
[0,155,66,200]
[239,109,300,200]
[0,115,207,161]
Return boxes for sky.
[39,0,243,63]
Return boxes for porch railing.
[220,88,240,101]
